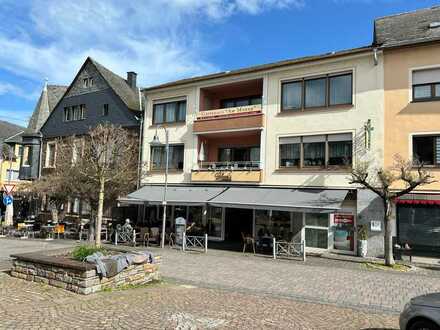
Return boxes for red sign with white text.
[334,213,354,225]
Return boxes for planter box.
[10,250,160,295]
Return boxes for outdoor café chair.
[241,232,256,254]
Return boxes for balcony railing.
[196,104,262,120]
[196,161,261,171]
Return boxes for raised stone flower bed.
[10,248,160,295]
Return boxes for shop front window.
[207,206,222,239]
[271,211,290,241]
[188,206,204,235]
[305,213,329,249]
[255,210,270,238]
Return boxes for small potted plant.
[357,224,368,257]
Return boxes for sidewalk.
[141,246,440,313]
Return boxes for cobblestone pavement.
[144,246,440,313]
[0,272,398,329]
[0,238,78,271]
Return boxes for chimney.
[127,71,137,89]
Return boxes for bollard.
[115,231,118,246]
[204,233,208,253]
[133,229,136,247]
[182,231,186,252]
[273,237,276,259]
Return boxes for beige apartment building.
[124,6,440,258]
[377,7,440,256]
[124,45,385,257]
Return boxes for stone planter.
[358,240,368,258]
[10,250,160,295]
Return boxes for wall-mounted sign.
[370,220,382,232]
[334,213,354,225]
[197,104,262,120]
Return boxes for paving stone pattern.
[150,247,440,313]
[0,272,398,329]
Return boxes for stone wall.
[10,254,160,295]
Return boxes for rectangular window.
[218,146,260,168]
[305,213,329,249]
[305,78,326,108]
[153,100,186,124]
[281,72,352,111]
[102,104,109,116]
[83,77,93,88]
[278,133,352,170]
[303,135,326,167]
[328,133,353,166]
[150,144,184,170]
[220,95,262,109]
[22,146,31,166]
[329,74,352,106]
[279,137,300,167]
[282,81,302,110]
[413,68,440,101]
[46,143,56,168]
[64,105,85,121]
[413,135,440,166]
[6,169,19,181]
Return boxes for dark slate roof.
[47,85,68,113]
[4,131,24,144]
[25,84,67,136]
[143,46,372,92]
[90,58,140,111]
[0,120,24,140]
[374,6,440,47]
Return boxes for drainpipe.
[136,88,144,189]
[38,133,43,179]
[373,48,378,66]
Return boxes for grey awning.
[119,185,227,206]
[208,187,348,213]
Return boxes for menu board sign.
[334,213,354,225]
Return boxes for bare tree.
[350,156,434,266]
[74,124,138,247]
[27,124,139,247]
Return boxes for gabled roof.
[24,83,67,136]
[88,58,140,111]
[374,6,440,48]
[0,120,24,140]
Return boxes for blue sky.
[0,0,439,127]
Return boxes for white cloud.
[0,0,304,90]
[0,81,38,100]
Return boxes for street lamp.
[150,126,169,248]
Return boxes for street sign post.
[3,195,13,206]
[3,184,15,195]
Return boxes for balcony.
[194,78,264,133]
[191,161,262,183]
[191,131,262,183]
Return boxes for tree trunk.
[95,177,105,247]
[383,199,395,266]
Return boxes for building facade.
[131,46,386,256]
[376,7,440,256]
[34,57,142,222]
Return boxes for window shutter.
[302,135,326,143]
[279,136,301,144]
[327,133,352,142]
[413,68,440,85]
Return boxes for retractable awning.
[208,187,349,213]
[119,185,227,206]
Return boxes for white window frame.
[45,142,57,168]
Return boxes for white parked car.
[400,293,440,330]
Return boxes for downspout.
[137,87,144,189]
[38,132,43,179]
[373,48,378,66]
